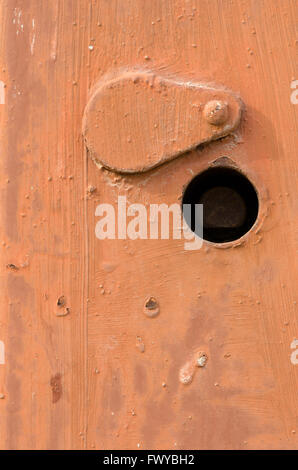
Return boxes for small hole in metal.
[182,166,259,243]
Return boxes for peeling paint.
[50,374,62,404]
[30,18,36,55]
[13,7,24,35]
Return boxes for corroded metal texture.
[0,0,297,450]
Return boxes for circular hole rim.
[181,164,260,246]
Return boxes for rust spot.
[203,100,229,126]
[50,373,62,404]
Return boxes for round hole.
[182,166,259,243]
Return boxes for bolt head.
[203,100,229,126]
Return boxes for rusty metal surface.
[0,0,297,450]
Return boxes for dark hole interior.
[182,166,259,243]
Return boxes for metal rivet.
[203,100,229,125]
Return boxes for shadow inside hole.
[182,166,259,243]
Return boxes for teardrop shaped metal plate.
[83,70,243,173]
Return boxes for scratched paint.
[50,374,62,404]
[30,19,36,56]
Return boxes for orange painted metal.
[83,69,242,173]
[0,0,297,450]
